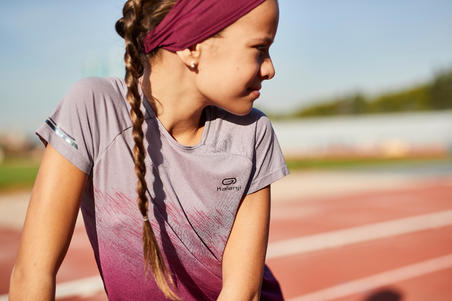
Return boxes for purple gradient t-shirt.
[35,77,289,300]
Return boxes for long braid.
[116,1,179,300]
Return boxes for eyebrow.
[249,37,274,45]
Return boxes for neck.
[140,53,208,146]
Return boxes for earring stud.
[190,61,197,69]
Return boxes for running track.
[1,169,451,300]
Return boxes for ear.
[176,44,201,69]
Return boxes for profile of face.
[194,0,279,116]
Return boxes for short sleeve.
[247,112,290,195]
[35,78,99,175]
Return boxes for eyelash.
[255,45,269,54]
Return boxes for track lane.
[1,174,451,300]
[270,180,452,240]
[332,266,452,301]
[268,224,452,299]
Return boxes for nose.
[261,57,275,80]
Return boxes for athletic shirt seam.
[91,121,226,280]
[92,116,150,168]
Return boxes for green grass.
[0,155,451,192]
[0,158,40,191]
[286,156,452,171]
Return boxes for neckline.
[139,88,211,151]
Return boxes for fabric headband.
[143,0,266,54]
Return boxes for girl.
[9,0,289,300]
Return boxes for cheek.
[197,60,238,90]
[194,65,226,100]
[224,53,261,86]
[196,62,226,88]
[195,50,260,99]
[239,53,262,79]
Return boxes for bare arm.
[217,185,271,301]
[9,144,88,300]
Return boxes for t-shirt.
[35,77,290,301]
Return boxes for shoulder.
[57,76,134,143]
[66,77,127,104]
[211,106,273,140]
[208,106,276,158]
[62,77,131,124]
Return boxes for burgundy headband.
[143,0,266,54]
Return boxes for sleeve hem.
[247,165,290,195]
[35,123,92,175]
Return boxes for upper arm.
[220,185,271,300]
[13,144,88,277]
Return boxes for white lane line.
[288,253,452,301]
[2,254,451,301]
[0,275,104,301]
[54,276,104,298]
[267,210,452,259]
[2,210,451,300]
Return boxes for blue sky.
[1,0,452,134]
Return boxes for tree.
[430,69,452,110]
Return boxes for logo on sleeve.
[217,177,241,192]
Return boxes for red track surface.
[1,174,451,300]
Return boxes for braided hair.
[115,0,179,299]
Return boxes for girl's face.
[195,0,279,116]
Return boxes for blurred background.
[1,0,452,300]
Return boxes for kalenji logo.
[222,178,237,185]
[217,177,241,192]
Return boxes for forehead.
[220,0,279,42]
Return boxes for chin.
[235,108,254,116]
[222,105,254,117]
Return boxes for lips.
[248,88,261,99]
[247,84,262,99]
[248,85,261,92]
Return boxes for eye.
[255,45,268,52]
[254,45,270,58]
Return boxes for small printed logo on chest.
[217,177,242,192]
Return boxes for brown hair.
[115,0,180,299]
